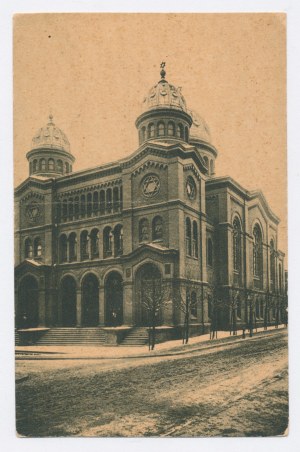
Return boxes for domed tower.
[26,114,75,178]
[136,63,193,145]
[189,110,218,177]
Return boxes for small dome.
[31,115,71,153]
[189,110,211,143]
[141,64,187,113]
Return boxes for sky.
[13,13,287,255]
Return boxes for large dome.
[141,65,188,113]
[31,115,71,153]
[189,110,211,143]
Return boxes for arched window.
[139,218,149,242]
[141,127,146,142]
[33,160,38,173]
[34,237,42,257]
[192,221,198,258]
[270,239,276,292]
[148,123,155,139]
[68,197,74,220]
[190,292,197,318]
[210,160,214,175]
[80,194,86,217]
[184,126,189,142]
[120,186,123,210]
[40,159,46,171]
[186,217,192,256]
[157,122,165,136]
[106,188,112,213]
[93,191,99,215]
[113,187,119,212]
[90,229,99,258]
[87,193,92,217]
[80,230,89,260]
[62,199,68,221]
[233,217,242,272]
[29,161,32,174]
[207,238,213,267]
[152,216,163,241]
[59,234,68,263]
[100,190,105,214]
[203,156,209,170]
[25,238,33,258]
[70,165,72,172]
[253,224,263,279]
[74,196,79,219]
[65,162,69,174]
[69,232,77,262]
[114,224,123,256]
[177,123,184,139]
[48,158,55,171]
[57,160,63,173]
[167,121,175,136]
[103,226,113,258]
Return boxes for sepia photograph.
[13,12,288,439]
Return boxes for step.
[35,328,106,346]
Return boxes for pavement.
[15,324,287,360]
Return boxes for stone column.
[38,289,46,326]
[99,285,105,326]
[123,282,134,325]
[76,289,82,327]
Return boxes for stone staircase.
[120,327,149,346]
[35,328,106,346]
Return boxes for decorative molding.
[57,179,122,199]
[131,160,167,178]
[20,191,45,204]
[183,164,201,181]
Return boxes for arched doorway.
[18,275,39,328]
[105,272,123,326]
[82,274,99,326]
[135,263,162,326]
[60,276,77,327]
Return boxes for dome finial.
[160,61,166,80]
[48,112,54,125]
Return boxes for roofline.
[206,176,280,224]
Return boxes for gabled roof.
[206,176,280,224]
[15,259,48,272]
[124,242,178,260]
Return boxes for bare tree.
[228,292,238,336]
[245,291,256,337]
[141,279,170,350]
[173,283,198,344]
[206,283,223,339]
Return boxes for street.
[15,329,288,437]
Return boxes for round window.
[186,176,196,200]
[142,174,160,198]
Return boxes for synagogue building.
[14,66,286,345]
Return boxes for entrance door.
[136,263,162,326]
[61,276,77,326]
[82,274,99,326]
[105,272,123,326]
[18,275,39,328]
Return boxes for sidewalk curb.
[15,327,286,361]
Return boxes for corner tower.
[26,114,75,178]
[135,63,193,145]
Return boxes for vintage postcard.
[14,13,288,438]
